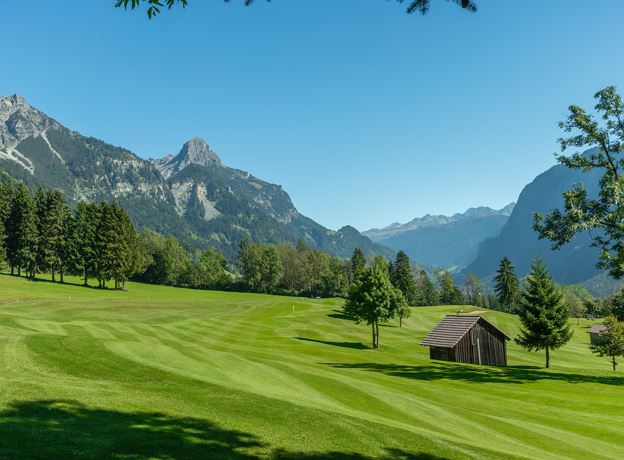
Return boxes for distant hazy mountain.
[0,94,392,261]
[464,148,607,287]
[364,204,514,270]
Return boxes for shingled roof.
[587,324,608,334]
[421,315,511,348]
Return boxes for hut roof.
[587,324,608,334]
[421,315,511,348]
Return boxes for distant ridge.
[364,204,514,269]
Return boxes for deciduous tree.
[534,86,624,279]
[590,315,624,371]
[115,0,477,19]
[343,266,407,348]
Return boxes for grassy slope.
[0,274,622,459]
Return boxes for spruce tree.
[34,187,49,276]
[516,258,572,368]
[0,183,12,267]
[439,272,463,305]
[350,248,367,281]
[73,201,99,286]
[415,269,438,306]
[10,184,38,278]
[494,257,520,312]
[47,190,69,282]
[390,250,416,305]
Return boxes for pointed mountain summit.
[152,137,221,179]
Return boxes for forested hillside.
[0,95,390,261]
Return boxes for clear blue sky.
[2,0,623,231]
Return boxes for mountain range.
[0,94,392,261]
[463,148,607,289]
[364,204,515,270]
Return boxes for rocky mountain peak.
[151,137,222,180]
[176,137,221,167]
[0,94,63,174]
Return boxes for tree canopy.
[115,0,477,19]
[343,265,407,348]
[534,86,624,279]
[590,315,624,371]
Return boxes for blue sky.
[2,0,623,231]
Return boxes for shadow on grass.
[0,400,262,459]
[323,362,624,385]
[0,272,111,291]
[272,449,442,459]
[327,310,351,320]
[296,337,370,350]
[0,400,445,460]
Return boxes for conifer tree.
[9,184,38,278]
[34,189,68,281]
[516,258,572,368]
[415,269,438,306]
[0,183,12,267]
[72,201,99,286]
[494,257,520,312]
[34,187,49,276]
[350,248,367,281]
[590,315,624,371]
[390,250,416,305]
[439,272,464,305]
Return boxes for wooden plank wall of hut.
[451,320,507,366]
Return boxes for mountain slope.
[0,94,391,261]
[464,149,604,285]
[364,205,514,269]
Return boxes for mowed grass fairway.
[0,274,622,459]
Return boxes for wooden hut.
[421,315,511,367]
[587,324,608,345]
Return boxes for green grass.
[0,273,622,459]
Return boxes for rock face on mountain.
[464,149,604,285]
[0,95,391,261]
[364,204,514,270]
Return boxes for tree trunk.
[545,346,550,369]
[10,265,14,275]
[84,272,88,287]
[17,267,21,277]
[375,321,380,349]
[400,316,403,328]
[52,268,56,283]
[613,356,617,372]
[371,323,376,349]
[60,270,64,284]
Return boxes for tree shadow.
[0,272,111,291]
[272,448,443,459]
[327,310,351,320]
[0,400,447,460]
[296,337,370,350]
[0,400,263,459]
[323,362,624,386]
